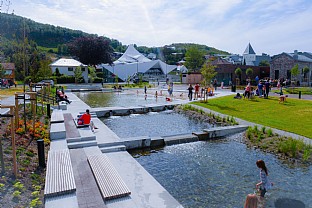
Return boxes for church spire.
[243,42,256,55]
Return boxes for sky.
[4,0,312,55]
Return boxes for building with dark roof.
[270,50,312,86]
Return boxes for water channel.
[80,92,311,208]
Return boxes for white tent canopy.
[100,45,177,81]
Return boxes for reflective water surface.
[102,110,214,138]
[131,134,312,208]
[75,91,177,108]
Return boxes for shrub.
[253,125,259,133]
[303,149,311,162]
[29,197,42,208]
[267,128,273,137]
[261,126,266,134]
[0,183,5,191]
[13,181,25,191]
[31,191,40,198]
[12,190,21,198]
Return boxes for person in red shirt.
[194,83,200,100]
[78,109,98,131]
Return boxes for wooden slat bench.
[88,154,131,200]
[44,149,76,198]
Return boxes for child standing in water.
[256,160,272,198]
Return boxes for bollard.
[37,139,46,168]
[0,138,5,174]
[47,103,51,118]
[299,91,301,99]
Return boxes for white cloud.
[10,0,312,55]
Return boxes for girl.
[256,160,272,198]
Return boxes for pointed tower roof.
[243,43,256,55]
[114,44,151,64]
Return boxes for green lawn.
[194,96,312,138]
[273,87,312,95]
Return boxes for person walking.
[144,86,147,94]
[194,83,200,100]
[256,160,272,198]
[187,84,194,101]
[265,80,270,98]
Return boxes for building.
[99,45,177,82]
[270,50,312,86]
[49,58,88,83]
[242,43,271,66]
[0,62,15,85]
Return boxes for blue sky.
[6,0,312,55]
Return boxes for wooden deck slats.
[44,149,76,198]
[88,155,131,200]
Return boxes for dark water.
[131,134,312,208]
[102,110,214,138]
[75,91,173,108]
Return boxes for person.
[169,82,173,97]
[78,109,98,132]
[244,83,251,99]
[155,91,158,98]
[234,92,242,99]
[213,79,218,91]
[255,76,259,84]
[256,160,272,198]
[257,81,263,97]
[57,89,71,104]
[187,84,193,101]
[144,85,147,94]
[264,80,270,98]
[244,193,258,208]
[194,83,200,100]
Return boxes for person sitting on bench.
[57,89,71,104]
[78,109,98,131]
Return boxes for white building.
[49,58,88,83]
[242,43,271,66]
[99,45,177,82]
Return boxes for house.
[270,50,312,86]
[0,62,15,85]
[99,45,177,82]
[49,58,88,83]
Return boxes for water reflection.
[75,91,175,108]
[102,111,214,138]
[132,134,311,208]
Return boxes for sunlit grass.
[194,95,312,138]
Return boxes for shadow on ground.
[275,198,305,208]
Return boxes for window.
[81,67,85,71]
[68,67,73,71]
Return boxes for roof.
[210,58,232,65]
[49,58,87,67]
[114,45,151,64]
[243,43,256,55]
[0,63,15,70]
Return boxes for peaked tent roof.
[114,44,151,64]
[243,43,256,55]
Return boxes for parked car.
[38,79,54,87]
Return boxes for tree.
[303,66,310,86]
[200,63,217,101]
[68,36,113,66]
[259,60,270,66]
[184,46,205,72]
[74,66,83,84]
[235,67,242,85]
[37,59,52,79]
[0,64,6,78]
[246,68,253,83]
[291,64,299,81]
[88,66,97,83]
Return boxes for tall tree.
[184,46,205,72]
[68,36,113,66]
[200,63,217,102]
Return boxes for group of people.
[242,79,271,99]
[244,160,273,208]
[187,83,215,101]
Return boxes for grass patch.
[194,95,312,138]
[272,87,312,95]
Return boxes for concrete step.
[50,123,66,140]
[163,134,199,146]
[203,125,248,139]
[68,140,98,149]
[98,141,125,148]
[66,136,96,143]
[100,145,126,153]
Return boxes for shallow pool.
[131,134,311,208]
[102,110,214,138]
[75,91,178,108]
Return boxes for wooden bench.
[44,149,76,198]
[88,154,131,200]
